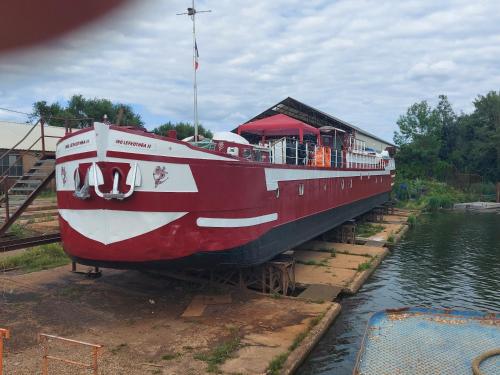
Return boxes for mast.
[177,1,211,142]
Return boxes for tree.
[393,100,445,179]
[394,92,499,183]
[152,121,213,140]
[31,95,143,128]
[457,91,500,181]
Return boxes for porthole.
[298,183,304,196]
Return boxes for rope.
[472,348,500,375]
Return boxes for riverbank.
[0,208,415,374]
[393,179,497,211]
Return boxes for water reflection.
[298,212,500,375]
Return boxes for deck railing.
[268,137,387,169]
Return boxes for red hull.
[55,123,395,267]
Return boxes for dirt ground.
[0,265,334,375]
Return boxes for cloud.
[0,0,499,142]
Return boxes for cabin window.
[242,148,252,159]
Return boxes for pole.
[40,117,45,155]
[191,0,198,142]
[178,2,210,143]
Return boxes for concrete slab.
[330,253,370,270]
[368,223,402,241]
[296,240,336,252]
[343,248,389,294]
[298,284,342,302]
[364,240,387,247]
[181,298,207,317]
[327,242,387,257]
[295,263,356,287]
[294,250,332,263]
[383,214,408,223]
[181,294,232,317]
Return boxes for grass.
[7,223,29,238]
[267,353,289,375]
[407,214,417,228]
[387,234,395,244]
[194,330,241,373]
[357,261,372,271]
[0,243,70,272]
[356,223,384,238]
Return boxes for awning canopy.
[237,114,319,142]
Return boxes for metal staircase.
[0,153,56,236]
[0,118,63,252]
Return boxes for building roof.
[0,120,67,152]
[244,97,394,147]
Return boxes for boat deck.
[355,307,500,375]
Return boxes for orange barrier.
[0,329,9,375]
[314,147,332,167]
[39,334,103,375]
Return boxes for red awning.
[237,114,319,142]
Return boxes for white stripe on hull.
[59,209,187,245]
[264,168,392,190]
[196,213,278,228]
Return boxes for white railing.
[345,151,384,169]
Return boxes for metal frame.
[39,334,102,375]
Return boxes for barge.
[55,99,395,268]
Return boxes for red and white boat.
[55,101,395,269]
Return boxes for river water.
[298,211,500,375]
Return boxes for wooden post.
[0,329,10,375]
[40,118,46,155]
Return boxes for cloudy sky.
[1,0,499,142]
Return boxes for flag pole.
[191,0,198,142]
[177,1,211,142]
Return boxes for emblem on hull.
[61,166,67,185]
[153,166,168,188]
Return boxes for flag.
[194,40,199,70]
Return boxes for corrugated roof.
[0,121,66,152]
[244,97,395,147]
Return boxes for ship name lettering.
[65,139,90,149]
[115,139,152,149]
